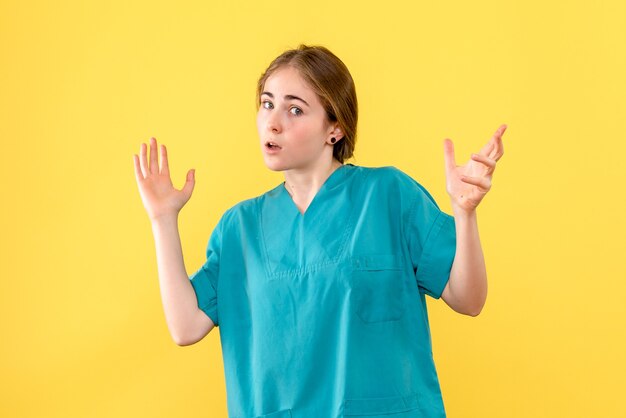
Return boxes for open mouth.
[265,141,282,150]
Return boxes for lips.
[265,140,282,149]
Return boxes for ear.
[329,124,344,141]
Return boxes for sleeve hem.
[189,271,219,326]
[198,304,219,327]
[416,211,456,299]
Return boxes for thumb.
[443,138,456,175]
[181,169,195,200]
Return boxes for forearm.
[446,209,487,316]
[151,214,204,344]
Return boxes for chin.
[262,158,288,172]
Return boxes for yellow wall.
[1,1,624,417]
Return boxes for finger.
[133,154,144,182]
[471,153,497,174]
[181,169,196,200]
[160,144,170,176]
[478,139,495,159]
[443,138,457,175]
[149,137,159,174]
[489,124,507,161]
[460,174,491,191]
[139,143,148,177]
[477,124,507,160]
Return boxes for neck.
[283,159,343,200]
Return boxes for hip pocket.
[344,391,421,416]
[351,254,407,323]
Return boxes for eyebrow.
[261,91,310,107]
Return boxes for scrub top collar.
[278,163,355,217]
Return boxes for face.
[257,66,340,172]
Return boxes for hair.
[256,44,358,164]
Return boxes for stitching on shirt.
[262,167,372,279]
[401,188,419,264]
[417,210,442,270]
[266,199,357,279]
[257,195,274,278]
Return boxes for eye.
[261,100,273,109]
[289,107,303,116]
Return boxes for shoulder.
[361,165,430,194]
[215,184,280,229]
[359,165,442,212]
[357,164,414,183]
[218,196,258,226]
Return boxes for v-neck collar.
[259,163,358,276]
[280,163,353,218]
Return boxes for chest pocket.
[351,254,407,323]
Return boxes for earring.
[330,137,336,144]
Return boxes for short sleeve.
[189,214,225,326]
[396,170,457,299]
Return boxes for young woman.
[133,44,506,418]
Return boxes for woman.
[133,44,506,418]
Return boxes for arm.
[440,124,507,316]
[151,214,215,345]
[441,210,486,316]
[133,137,214,346]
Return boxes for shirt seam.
[260,167,372,279]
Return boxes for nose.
[266,110,282,134]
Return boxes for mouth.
[265,141,282,150]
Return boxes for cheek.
[292,120,319,142]
[256,112,265,133]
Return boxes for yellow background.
[1,0,624,417]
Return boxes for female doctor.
[133,44,506,418]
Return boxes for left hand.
[443,124,507,214]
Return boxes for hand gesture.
[443,124,507,214]
[133,137,195,222]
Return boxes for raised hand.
[443,124,507,214]
[133,137,196,222]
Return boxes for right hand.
[133,137,195,222]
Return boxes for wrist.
[150,212,179,228]
[451,204,477,220]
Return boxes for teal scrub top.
[189,163,457,418]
